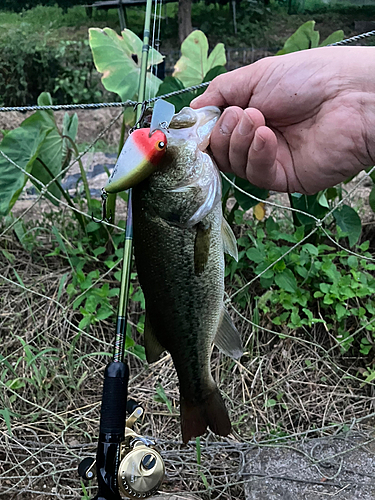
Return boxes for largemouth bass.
[130,106,243,443]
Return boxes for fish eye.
[156,141,166,151]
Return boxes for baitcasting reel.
[117,405,165,498]
[78,361,164,500]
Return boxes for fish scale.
[133,194,223,395]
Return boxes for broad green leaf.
[320,30,344,47]
[0,122,48,216]
[246,248,264,263]
[18,93,73,206]
[173,30,226,87]
[157,65,226,112]
[333,204,362,247]
[89,27,163,101]
[347,255,358,269]
[157,76,194,112]
[302,243,318,256]
[318,191,329,208]
[275,268,297,293]
[335,303,347,321]
[194,65,227,100]
[290,192,328,227]
[277,21,320,55]
[30,105,62,202]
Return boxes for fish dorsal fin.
[221,217,238,261]
[214,308,243,360]
[194,221,211,275]
[144,313,165,363]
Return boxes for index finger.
[190,65,260,109]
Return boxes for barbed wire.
[329,29,375,46]
[0,82,210,113]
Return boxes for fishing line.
[149,0,158,102]
[156,0,162,53]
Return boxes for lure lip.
[105,128,167,194]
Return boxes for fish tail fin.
[180,387,231,444]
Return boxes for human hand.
[191,47,375,194]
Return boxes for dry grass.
[1,204,375,499]
[1,96,375,499]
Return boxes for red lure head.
[105,127,167,193]
[132,128,167,165]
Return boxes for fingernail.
[220,112,238,135]
[253,133,265,152]
[238,114,253,136]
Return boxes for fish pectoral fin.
[194,221,211,275]
[214,308,243,360]
[144,313,166,363]
[221,217,238,261]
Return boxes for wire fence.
[1,31,375,499]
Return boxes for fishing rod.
[78,1,165,498]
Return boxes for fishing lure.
[105,100,175,194]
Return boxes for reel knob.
[78,457,96,480]
[117,445,164,499]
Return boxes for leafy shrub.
[53,40,105,104]
[0,30,108,106]
[227,211,375,356]
[1,0,88,13]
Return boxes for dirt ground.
[0,108,122,146]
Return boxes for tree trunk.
[178,0,193,45]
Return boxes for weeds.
[1,5,375,497]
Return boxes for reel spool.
[118,406,164,499]
[117,441,164,498]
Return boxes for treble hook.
[92,188,112,224]
[129,100,148,134]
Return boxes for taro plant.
[0,91,111,241]
[89,28,227,114]
[0,92,88,228]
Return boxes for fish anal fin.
[214,308,243,360]
[144,313,165,363]
[180,387,231,444]
[194,221,211,275]
[222,217,238,261]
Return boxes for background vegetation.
[1,1,375,499]
[1,1,375,105]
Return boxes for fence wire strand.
[2,27,375,500]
